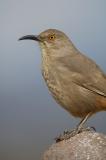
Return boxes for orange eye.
[49,34,55,40]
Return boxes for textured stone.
[43,131,106,160]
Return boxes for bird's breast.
[41,56,66,106]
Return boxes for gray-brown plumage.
[19,29,106,138]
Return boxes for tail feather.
[96,96,106,111]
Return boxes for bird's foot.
[55,126,96,143]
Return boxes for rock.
[43,131,106,160]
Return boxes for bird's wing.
[73,77,106,97]
[57,53,106,97]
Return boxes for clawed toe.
[55,126,96,143]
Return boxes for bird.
[19,29,106,141]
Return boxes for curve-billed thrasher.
[19,29,106,140]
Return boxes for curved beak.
[19,35,41,42]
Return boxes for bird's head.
[19,29,75,57]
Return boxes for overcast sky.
[0,0,106,159]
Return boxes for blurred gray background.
[0,0,106,159]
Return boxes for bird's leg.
[55,112,95,143]
[76,112,92,132]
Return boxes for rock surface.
[43,131,106,160]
